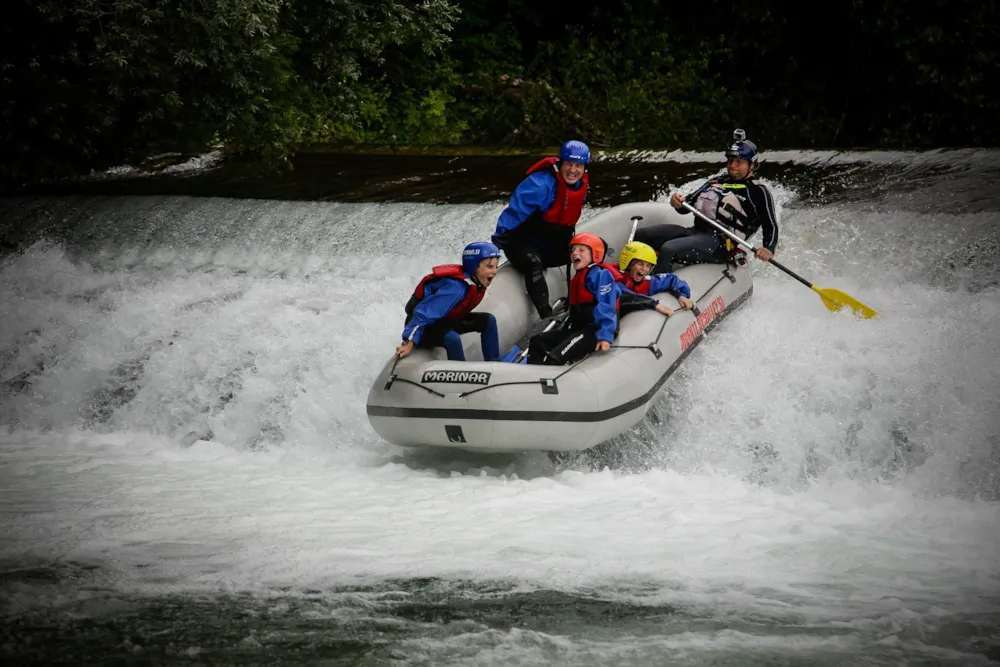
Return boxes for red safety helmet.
[569,232,605,265]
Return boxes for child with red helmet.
[526,233,620,365]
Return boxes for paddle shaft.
[513,298,569,362]
[513,313,573,362]
[680,202,816,290]
[627,216,642,243]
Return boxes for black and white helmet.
[725,128,759,167]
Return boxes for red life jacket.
[568,264,620,326]
[628,278,652,295]
[525,157,588,226]
[601,263,625,283]
[405,264,485,322]
[605,264,653,295]
[569,265,595,306]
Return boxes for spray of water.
[1,155,998,664]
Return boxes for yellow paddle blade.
[812,285,878,319]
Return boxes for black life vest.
[693,180,752,238]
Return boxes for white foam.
[79,150,225,181]
[1,195,998,662]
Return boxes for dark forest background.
[3,0,997,189]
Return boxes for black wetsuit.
[493,219,575,319]
[635,174,779,274]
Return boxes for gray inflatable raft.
[366,202,753,453]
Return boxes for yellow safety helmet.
[618,241,658,271]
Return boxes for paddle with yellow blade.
[681,202,878,319]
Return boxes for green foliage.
[351,54,469,144]
[845,0,999,146]
[525,29,728,147]
[661,0,999,148]
[1,0,458,186]
[2,0,996,188]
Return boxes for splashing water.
[1,152,999,666]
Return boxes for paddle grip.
[627,216,642,243]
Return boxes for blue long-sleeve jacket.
[402,277,467,344]
[618,274,691,313]
[584,265,620,343]
[647,273,691,298]
[494,171,584,237]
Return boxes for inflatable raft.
[366,202,753,453]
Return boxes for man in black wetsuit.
[635,129,779,274]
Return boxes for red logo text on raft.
[680,296,726,351]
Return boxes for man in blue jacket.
[396,242,502,362]
[493,139,590,318]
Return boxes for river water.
[1,149,999,665]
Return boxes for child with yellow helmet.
[613,241,695,317]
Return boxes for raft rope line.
[384,354,448,396]
[607,271,730,354]
[385,267,736,399]
[390,377,448,398]
[456,269,734,398]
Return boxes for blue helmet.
[461,241,501,276]
[559,139,590,164]
[725,128,758,166]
